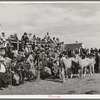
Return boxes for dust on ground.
[0,74,100,95]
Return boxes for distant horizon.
[0,2,100,49]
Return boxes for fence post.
[9,63,12,86]
[17,40,19,51]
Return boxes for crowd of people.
[0,32,100,89]
[0,32,65,89]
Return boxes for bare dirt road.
[0,74,100,95]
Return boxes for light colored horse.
[61,56,76,79]
[75,55,95,77]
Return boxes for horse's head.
[74,55,82,64]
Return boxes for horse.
[61,56,77,79]
[75,55,96,78]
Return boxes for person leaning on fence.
[0,32,7,47]
[59,54,65,82]
[44,32,50,43]
[37,59,43,80]
[10,58,20,85]
[28,33,33,44]
[34,50,42,80]
[52,60,59,79]
[42,54,51,78]
[21,32,29,48]
[47,58,53,78]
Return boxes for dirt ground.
[0,74,100,95]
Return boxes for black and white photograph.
[0,1,100,98]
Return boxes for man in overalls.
[59,54,65,83]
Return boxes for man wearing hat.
[0,46,5,56]
[0,57,9,88]
[28,33,32,44]
[59,54,65,82]
[0,53,5,64]
[21,32,29,48]
[0,32,7,47]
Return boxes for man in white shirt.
[12,48,18,58]
[44,32,49,43]
[28,33,32,44]
[0,32,7,47]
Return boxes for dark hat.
[24,32,27,35]
[49,57,53,61]
[59,54,63,58]
[36,50,40,54]
[2,32,5,34]
[99,49,100,53]
[0,46,5,49]
[18,62,23,65]
[25,61,29,64]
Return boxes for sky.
[0,2,100,49]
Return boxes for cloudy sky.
[0,2,100,48]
